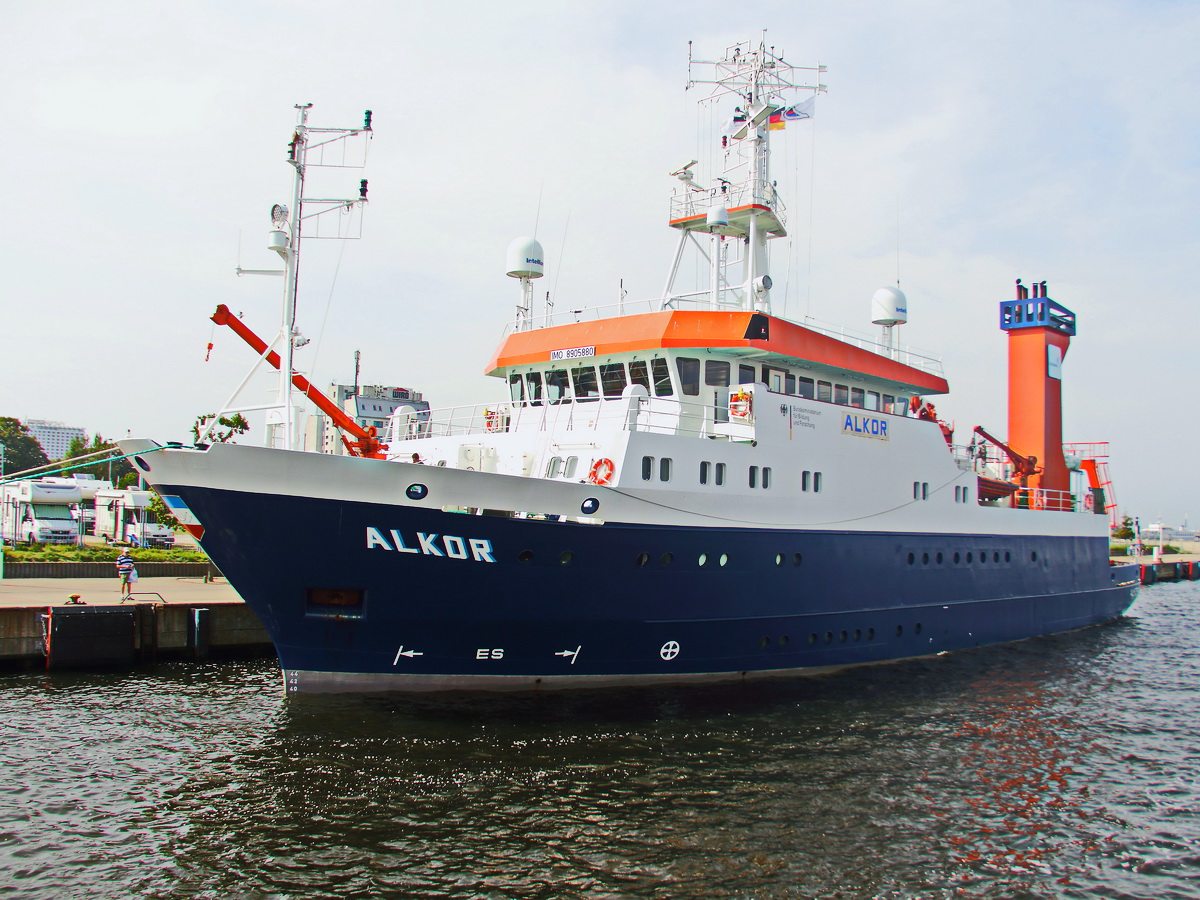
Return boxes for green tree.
[0,417,51,476]
[61,433,135,486]
[1112,515,1135,540]
[192,413,250,444]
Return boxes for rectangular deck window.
[814,472,823,492]
[715,462,726,485]
[834,384,849,405]
[798,377,815,399]
[652,358,674,396]
[509,373,525,402]
[738,364,756,385]
[659,458,672,482]
[705,360,730,386]
[546,369,570,404]
[866,391,880,411]
[600,363,628,398]
[700,461,710,484]
[629,360,651,393]
[641,456,654,481]
[749,466,758,488]
[785,374,796,394]
[526,371,543,405]
[850,387,865,408]
[676,357,700,396]
[571,366,599,402]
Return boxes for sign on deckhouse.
[842,413,889,441]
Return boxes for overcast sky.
[2,0,1197,526]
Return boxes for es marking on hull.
[366,527,496,562]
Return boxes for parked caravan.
[42,474,113,535]
[93,489,174,548]
[0,480,84,545]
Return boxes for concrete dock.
[0,576,272,669]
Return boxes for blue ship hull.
[170,483,1139,692]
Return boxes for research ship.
[121,40,1139,693]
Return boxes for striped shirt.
[116,553,134,575]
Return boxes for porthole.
[698,553,708,567]
[896,624,904,637]
[1031,550,1038,562]
[405,483,429,500]
[808,633,817,645]
[936,552,943,564]
[839,630,848,643]
[993,551,1000,563]
[559,551,574,566]
[922,552,929,564]
[979,553,986,565]
[792,553,803,566]
[580,497,600,515]
[635,552,650,567]
[133,456,151,472]
[907,552,915,565]
[1005,551,1011,563]
[759,636,769,649]
[867,628,875,640]
[954,552,960,564]
[966,551,973,563]
[779,635,790,646]
[775,553,785,566]
[824,631,833,644]
[854,629,862,641]
[719,553,729,567]
[518,550,534,563]
[661,552,674,567]
[915,623,923,635]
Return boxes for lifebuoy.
[588,458,615,485]
[729,390,753,419]
[1083,491,1094,510]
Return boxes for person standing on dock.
[116,550,135,598]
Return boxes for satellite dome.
[506,236,545,279]
[871,286,908,326]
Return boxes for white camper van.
[42,474,113,535]
[94,489,175,548]
[0,480,84,545]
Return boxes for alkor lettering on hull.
[365,527,497,562]
[842,414,889,440]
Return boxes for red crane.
[210,304,388,458]
[972,425,1040,484]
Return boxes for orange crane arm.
[972,425,1040,480]
[210,304,387,458]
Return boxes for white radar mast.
[208,104,374,451]
[660,39,825,315]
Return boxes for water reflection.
[5,588,1200,899]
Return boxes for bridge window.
[785,374,796,394]
[676,357,700,396]
[866,390,880,411]
[526,371,543,405]
[882,393,895,414]
[705,360,730,386]
[571,366,599,402]
[850,387,865,408]
[629,360,651,392]
[834,384,850,405]
[651,359,674,396]
[509,373,524,402]
[797,377,815,399]
[738,364,756,385]
[546,369,570,404]
[817,380,832,402]
[600,363,627,398]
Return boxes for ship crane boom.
[210,304,386,458]
[972,425,1040,484]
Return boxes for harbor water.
[2,584,1197,899]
